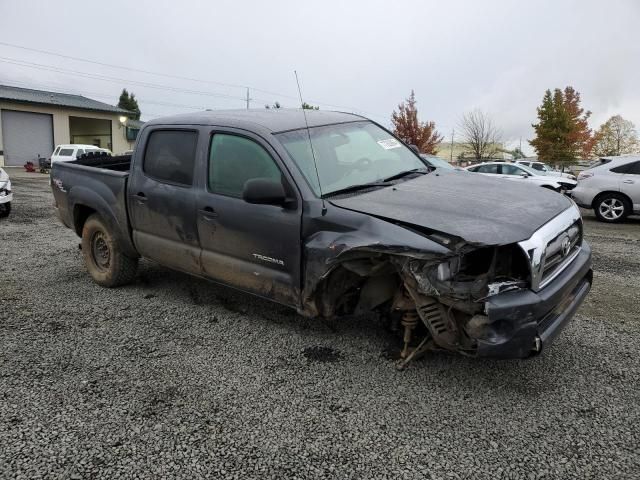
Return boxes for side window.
[143,130,197,185]
[208,134,281,197]
[58,148,74,157]
[501,164,523,175]
[610,164,632,174]
[76,149,85,157]
[531,163,545,171]
[476,164,499,174]
[612,161,640,175]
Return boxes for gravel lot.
[1,168,639,479]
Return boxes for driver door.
[196,129,302,307]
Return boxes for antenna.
[294,70,326,215]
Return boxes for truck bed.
[50,153,138,258]
[73,153,132,172]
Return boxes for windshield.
[422,155,453,169]
[276,121,426,196]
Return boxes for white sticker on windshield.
[377,138,402,150]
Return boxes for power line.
[0,41,389,119]
[0,56,248,102]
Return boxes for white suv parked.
[572,156,640,223]
[466,162,577,192]
[50,144,111,167]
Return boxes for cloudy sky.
[1,0,639,154]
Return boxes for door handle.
[622,179,635,184]
[133,192,148,202]
[199,206,218,221]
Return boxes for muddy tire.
[593,193,630,223]
[81,213,138,287]
[0,202,10,218]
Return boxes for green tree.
[593,115,638,156]
[117,89,141,120]
[301,102,319,110]
[530,86,592,166]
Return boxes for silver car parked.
[571,156,640,223]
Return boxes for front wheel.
[81,213,138,287]
[594,193,630,223]
[0,202,10,218]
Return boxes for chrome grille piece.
[518,205,583,292]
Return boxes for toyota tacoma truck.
[51,110,592,361]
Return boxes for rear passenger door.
[128,128,202,275]
[618,161,640,212]
[196,129,302,307]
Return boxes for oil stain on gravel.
[302,346,342,363]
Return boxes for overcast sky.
[1,0,639,154]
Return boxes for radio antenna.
[294,70,326,215]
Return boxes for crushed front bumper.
[475,241,592,358]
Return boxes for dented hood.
[330,170,573,246]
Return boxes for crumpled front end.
[302,205,592,360]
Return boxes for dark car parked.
[51,110,592,362]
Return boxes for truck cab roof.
[144,109,366,133]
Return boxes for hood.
[330,170,573,246]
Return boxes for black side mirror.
[409,144,420,155]
[243,178,287,206]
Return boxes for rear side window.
[476,164,499,174]
[208,134,281,197]
[144,130,197,185]
[611,161,640,175]
[58,148,74,156]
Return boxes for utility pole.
[245,87,251,110]
[450,128,455,164]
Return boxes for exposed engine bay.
[302,240,532,367]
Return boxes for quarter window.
[208,134,281,197]
[143,130,197,185]
[58,148,74,156]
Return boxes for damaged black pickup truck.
[51,110,592,361]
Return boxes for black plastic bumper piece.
[475,241,592,359]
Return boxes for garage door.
[1,110,54,166]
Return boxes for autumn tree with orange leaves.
[530,86,593,166]
[391,91,442,154]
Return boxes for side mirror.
[409,144,420,155]
[243,178,287,206]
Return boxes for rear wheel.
[594,193,630,223]
[81,213,138,286]
[0,202,10,218]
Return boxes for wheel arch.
[591,190,632,209]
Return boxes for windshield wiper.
[322,181,392,198]
[383,167,430,182]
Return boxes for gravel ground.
[1,168,639,479]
